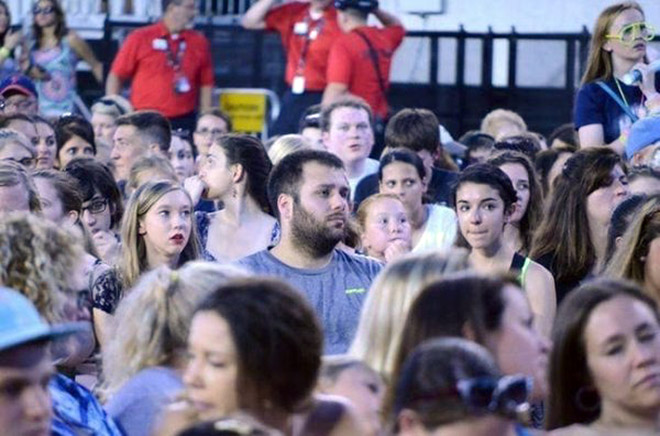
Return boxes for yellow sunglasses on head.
[606,21,655,45]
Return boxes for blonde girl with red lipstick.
[453,163,556,338]
[575,2,660,153]
[119,180,200,288]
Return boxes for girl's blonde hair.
[0,212,85,323]
[101,261,249,400]
[267,134,312,165]
[349,249,470,379]
[581,2,645,84]
[605,196,660,301]
[120,180,200,288]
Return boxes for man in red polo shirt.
[106,0,214,132]
[242,0,340,135]
[322,0,404,125]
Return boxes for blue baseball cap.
[626,115,660,160]
[0,74,38,99]
[0,287,84,352]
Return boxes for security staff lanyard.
[165,33,186,73]
[165,33,191,94]
[292,15,325,94]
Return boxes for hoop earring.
[575,386,600,413]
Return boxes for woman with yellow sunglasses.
[575,2,659,154]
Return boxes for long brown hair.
[488,150,543,254]
[581,2,645,84]
[546,278,658,429]
[32,0,68,44]
[604,196,660,300]
[531,148,623,286]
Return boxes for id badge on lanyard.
[166,35,191,94]
[292,16,324,95]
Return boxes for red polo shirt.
[265,2,340,92]
[110,21,215,118]
[327,25,405,119]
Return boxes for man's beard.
[290,203,346,258]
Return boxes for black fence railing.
[78,19,657,136]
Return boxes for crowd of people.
[2,0,660,435]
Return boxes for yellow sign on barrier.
[219,93,267,133]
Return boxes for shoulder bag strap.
[353,29,387,97]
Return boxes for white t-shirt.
[348,158,380,199]
[412,204,457,253]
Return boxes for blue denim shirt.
[50,373,123,436]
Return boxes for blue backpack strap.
[596,81,639,123]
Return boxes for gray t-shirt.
[105,366,182,436]
[237,249,383,354]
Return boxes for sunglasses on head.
[409,374,532,418]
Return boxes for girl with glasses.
[575,2,660,152]
[27,0,103,117]
[32,169,122,347]
[64,157,124,266]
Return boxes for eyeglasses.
[194,128,225,137]
[606,21,655,45]
[33,5,55,15]
[82,198,108,215]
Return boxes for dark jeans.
[271,89,323,136]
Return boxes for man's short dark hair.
[115,110,172,153]
[320,97,373,132]
[267,149,344,219]
[385,108,440,154]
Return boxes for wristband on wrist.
[0,46,10,58]
[619,129,629,145]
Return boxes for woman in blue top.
[575,2,660,154]
[27,0,103,116]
